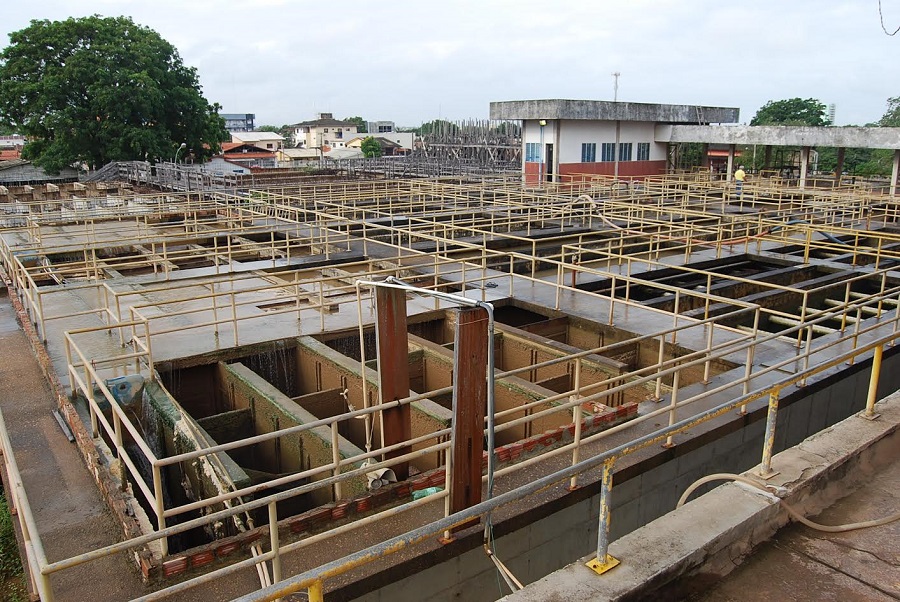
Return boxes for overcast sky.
[2,0,899,128]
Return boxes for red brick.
[190,550,214,568]
[162,556,188,578]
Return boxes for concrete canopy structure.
[489,99,739,183]
[490,99,739,125]
[660,124,900,193]
[662,124,900,149]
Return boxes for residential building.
[221,113,256,133]
[367,120,396,134]
[230,131,285,152]
[218,142,278,168]
[201,157,252,175]
[289,113,358,150]
[345,136,405,156]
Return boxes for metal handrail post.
[863,345,883,419]
[586,458,618,574]
[759,388,780,476]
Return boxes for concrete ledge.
[500,393,900,602]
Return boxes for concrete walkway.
[0,288,147,601]
[694,451,899,601]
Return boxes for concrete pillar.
[835,147,846,187]
[374,286,412,480]
[764,145,772,171]
[891,149,900,198]
[726,145,735,182]
[799,146,810,190]
[614,120,621,179]
[701,144,710,170]
[449,306,488,532]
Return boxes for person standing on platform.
[734,165,746,198]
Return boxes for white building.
[490,99,739,183]
[289,114,358,150]
[230,131,285,152]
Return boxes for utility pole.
[612,72,621,102]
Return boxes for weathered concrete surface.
[0,288,147,601]
[489,100,739,124]
[660,124,900,150]
[498,393,899,602]
[693,429,900,601]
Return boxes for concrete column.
[449,306,488,532]
[614,120,621,179]
[764,145,772,171]
[554,119,561,184]
[701,144,710,170]
[374,286,412,480]
[799,146,810,190]
[891,149,900,198]
[726,145,735,182]
[835,147,846,187]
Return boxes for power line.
[879,0,900,35]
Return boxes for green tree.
[879,96,900,127]
[0,16,227,172]
[360,136,381,158]
[417,119,459,137]
[750,98,830,126]
[343,116,367,133]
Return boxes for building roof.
[346,136,402,149]
[291,118,356,128]
[325,148,364,160]
[219,152,276,159]
[490,99,740,124]
[0,159,29,171]
[231,131,284,143]
[280,149,321,159]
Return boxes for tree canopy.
[879,96,900,127]
[360,136,381,158]
[750,98,830,126]
[0,15,227,172]
[417,119,459,137]
[343,116,367,133]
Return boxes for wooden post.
[375,286,412,480]
[448,306,488,533]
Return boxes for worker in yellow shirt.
[734,165,746,198]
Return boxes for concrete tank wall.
[343,348,900,602]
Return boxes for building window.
[600,143,616,162]
[324,128,329,133]
[619,143,633,162]
[637,143,650,161]
[581,143,597,163]
[525,142,541,162]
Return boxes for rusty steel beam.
[374,286,412,480]
[449,306,488,530]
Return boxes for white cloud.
[1,0,898,126]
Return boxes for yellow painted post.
[308,580,325,602]
[586,458,619,575]
[759,388,780,477]
[863,345,883,419]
